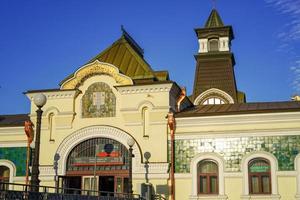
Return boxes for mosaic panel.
[82,82,116,118]
[173,135,300,173]
[0,147,27,176]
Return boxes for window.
[197,160,218,194]
[208,39,219,52]
[142,107,149,137]
[202,97,225,105]
[248,158,271,194]
[0,166,10,190]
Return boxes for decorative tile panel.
[0,147,27,176]
[172,135,300,173]
[82,82,116,118]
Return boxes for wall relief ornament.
[82,82,116,118]
[61,60,133,89]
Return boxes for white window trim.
[294,153,300,200]
[0,159,16,189]
[194,88,234,105]
[190,153,227,200]
[241,151,280,200]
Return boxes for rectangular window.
[199,176,207,193]
[262,176,270,193]
[251,176,259,193]
[210,176,218,193]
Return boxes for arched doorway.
[61,137,129,194]
[0,166,10,190]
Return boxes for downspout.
[176,87,186,112]
[167,112,175,200]
[24,120,34,186]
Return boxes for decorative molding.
[0,127,25,135]
[241,151,279,196]
[0,159,17,189]
[39,166,55,176]
[194,88,234,105]
[116,83,173,95]
[190,195,228,200]
[61,60,133,89]
[190,152,226,196]
[240,194,281,200]
[26,90,78,100]
[175,129,300,140]
[176,111,300,128]
[295,153,300,197]
[0,142,27,147]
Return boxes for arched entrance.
[61,137,130,194]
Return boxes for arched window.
[197,160,218,194]
[49,113,55,141]
[248,158,271,194]
[0,166,10,190]
[142,107,149,137]
[208,39,219,52]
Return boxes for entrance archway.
[55,126,142,194]
[64,137,130,193]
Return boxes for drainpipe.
[176,87,186,112]
[167,112,175,200]
[24,120,34,186]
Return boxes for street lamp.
[31,93,47,192]
[127,138,135,194]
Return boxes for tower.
[192,9,245,105]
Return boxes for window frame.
[248,158,271,195]
[197,160,219,195]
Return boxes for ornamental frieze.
[61,60,133,89]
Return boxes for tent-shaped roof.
[205,9,224,28]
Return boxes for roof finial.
[212,0,217,9]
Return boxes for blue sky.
[0,0,299,114]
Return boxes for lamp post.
[127,138,135,194]
[31,93,47,192]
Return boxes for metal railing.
[0,182,145,200]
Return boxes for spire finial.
[212,0,217,9]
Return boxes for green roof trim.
[205,9,224,28]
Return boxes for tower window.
[208,39,219,52]
[202,97,225,105]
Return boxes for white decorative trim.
[193,88,234,105]
[176,111,300,128]
[0,159,17,189]
[240,194,281,200]
[0,142,27,147]
[190,195,228,200]
[198,39,208,53]
[39,166,55,176]
[175,129,300,140]
[0,127,25,135]
[241,151,279,196]
[190,153,227,197]
[295,153,300,198]
[116,83,173,95]
[26,90,78,100]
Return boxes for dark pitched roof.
[0,114,29,127]
[176,101,300,118]
[205,9,224,28]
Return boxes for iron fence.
[0,182,145,200]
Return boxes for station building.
[1,9,300,200]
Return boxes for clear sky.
[0,0,299,114]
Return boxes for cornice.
[116,83,173,94]
[26,90,78,100]
[176,111,300,127]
